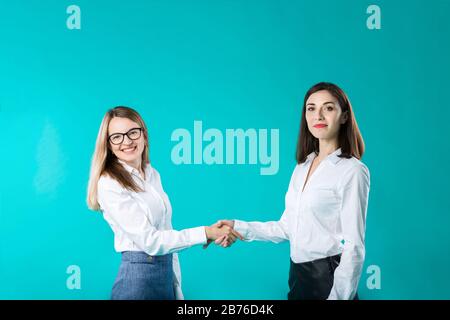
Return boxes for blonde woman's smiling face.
[108,117,145,168]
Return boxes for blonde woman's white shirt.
[97,159,207,300]
[234,148,370,300]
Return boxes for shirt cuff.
[187,226,208,245]
[233,220,249,240]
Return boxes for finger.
[221,235,231,245]
[220,220,233,227]
[227,233,237,243]
[221,241,228,248]
[217,235,229,247]
[214,235,223,244]
[214,235,227,244]
[214,220,224,228]
[231,229,244,240]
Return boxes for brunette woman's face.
[108,117,146,166]
[305,90,348,141]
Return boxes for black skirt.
[288,254,359,300]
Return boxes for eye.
[110,134,122,143]
[128,129,141,140]
[306,106,314,112]
[326,106,334,111]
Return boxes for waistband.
[292,254,342,266]
[121,251,173,263]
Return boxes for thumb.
[214,220,224,228]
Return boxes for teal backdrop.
[1,0,449,299]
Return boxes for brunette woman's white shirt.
[233,148,370,300]
[97,159,207,299]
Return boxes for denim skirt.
[111,251,175,300]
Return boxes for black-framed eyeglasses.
[108,127,143,145]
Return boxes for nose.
[122,135,133,145]
[315,108,324,121]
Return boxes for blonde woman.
[87,106,242,300]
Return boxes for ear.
[341,111,349,124]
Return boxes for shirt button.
[147,256,153,262]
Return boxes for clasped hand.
[204,220,243,249]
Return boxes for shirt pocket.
[307,188,340,219]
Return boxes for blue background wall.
[1,0,449,299]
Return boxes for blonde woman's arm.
[97,176,233,256]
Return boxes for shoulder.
[147,163,162,182]
[338,156,369,175]
[337,157,370,189]
[98,173,125,193]
[97,174,133,211]
[289,163,301,179]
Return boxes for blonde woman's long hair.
[87,106,150,211]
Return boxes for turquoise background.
[1,0,449,299]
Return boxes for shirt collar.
[305,151,317,164]
[327,147,343,165]
[117,159,151,180]
[304,147,343,166]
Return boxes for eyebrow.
[109,127,140,135]
[306,101,336,106]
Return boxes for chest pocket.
[307,188,340,219]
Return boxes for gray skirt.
[111,251,175,300]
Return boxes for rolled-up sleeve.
[328,164,370,300]
[234,215,289,243]
[97,177,207,256]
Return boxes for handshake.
[204,220,244,249]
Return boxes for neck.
[317,138,339,160]
[121,159,142,172]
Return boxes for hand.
[214,220,237,247]
[205,223,241,242]
[203,220,241,249]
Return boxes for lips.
[313,124,328,128]
[121,146,137,153]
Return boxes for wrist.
[205,226,212,239]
